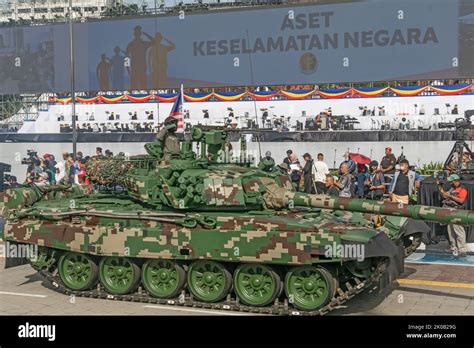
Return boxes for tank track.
[35,260,389,316]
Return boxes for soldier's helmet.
[164,116,178,132]
[278,162,289,171]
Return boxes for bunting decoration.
[126,94,153,103]
[184,92,213,102]
[76,96,100,104]
[100,95,126,104]
[353,86,389,98]
[316,88,352,99]
[247,91,279,101]
[47,84,472,105]
[389,86,428,96]
[213,92,247,101]
[280,90,315,99]
[55,96,72,104]
[429,84,472,96]
[154,94,179,103]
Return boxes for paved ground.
[0,256,472,316]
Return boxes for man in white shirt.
[313,153,330,194]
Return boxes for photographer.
[440,174,469,257]
[365,160,385,200]
[22,150,41,181]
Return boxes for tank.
[1,126,472,315]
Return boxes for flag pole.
[180,84,185,133]
[68,0,77,158]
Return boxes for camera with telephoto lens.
[438,112,472,140]
[21,150,38,165]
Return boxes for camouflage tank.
[1,127,473,314]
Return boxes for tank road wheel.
[284,266,335,311]
[58,252,98,291]
[142,259,186,299]
[345,258,374,279]
[233,264,281,307]
[99,257,141,295]
[187,260,232,302]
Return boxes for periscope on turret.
[1,126,472,314]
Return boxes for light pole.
[68,0,77,158]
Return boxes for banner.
[0,0,472,94]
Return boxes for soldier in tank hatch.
[156,116,180,161]
[258,151,276,173]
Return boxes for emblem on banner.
[299,52,318,75]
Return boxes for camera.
[21,150,38,165]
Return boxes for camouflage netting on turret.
[86,156,136,186]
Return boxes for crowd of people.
[20,147,114,188]
[262,147,470,257]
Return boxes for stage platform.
[0,130,457,143]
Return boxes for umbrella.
[349,153,371,165]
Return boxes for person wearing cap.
[389,159,416,204]
[440,173,469,256]
[341,152,357,176]
[380,147,397,182]
[365,160,385,200]
[258,151,276,172]
[276,162,290,175]
[43,153,57,173]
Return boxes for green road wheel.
[345,258,374,279]
[233,264,281,307]
[142,259,186,299]
[187,260,232,302]
[58,252,98,291]
[284,266,335,311]
[99,257,141,295]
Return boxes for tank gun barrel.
[282,191,474,226]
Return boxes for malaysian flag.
[168,88,184,132]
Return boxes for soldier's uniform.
[156,117,180,161]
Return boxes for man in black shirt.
[302,153,314,193]
[389,159,416,204]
